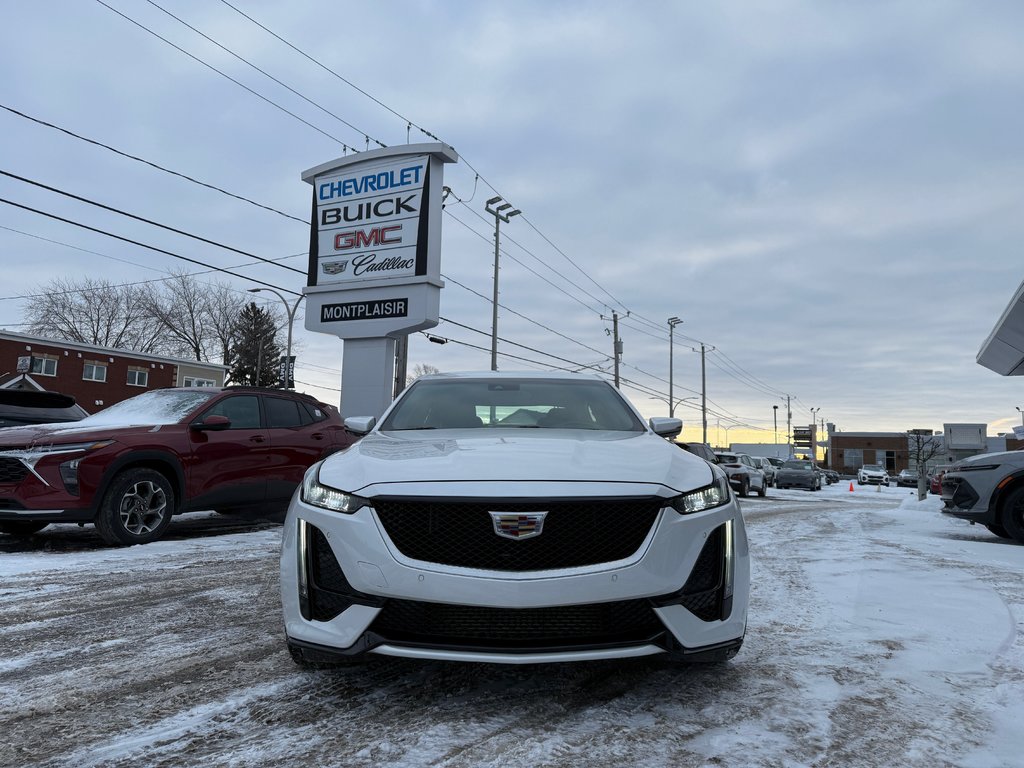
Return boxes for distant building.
[0,330,228,413]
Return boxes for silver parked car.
[775,460,821,491]
[714,452,767,498]
[941,451,1024,543]
[752,457,777,486]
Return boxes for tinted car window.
[301,402,328,423]
[382,378,645,431]
[265,396,307,428]
[203,395,261,429]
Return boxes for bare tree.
[406,363,440,386]
[24,277,164,352]
[22,273,263,368]
[144,271,212,361]
[206,282,250,367]
[907,429,944,501]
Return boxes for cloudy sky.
[3,0,1024,444]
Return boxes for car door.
[261,394,333,503]
[187,394,270,511]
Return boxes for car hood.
[952,450,1024,470]
[0,421,167,448]
[316,430,716,496]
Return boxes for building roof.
[0,330,228,372]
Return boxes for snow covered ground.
[1,484,1021,767]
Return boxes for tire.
[0,521,48,536]
[738,477,749,498]
[94,468,175,546]
[999,486,1024,544]
[757,480,767,497]
[985,523,1012,539]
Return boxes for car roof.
[415,371,605,383]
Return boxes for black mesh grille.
[678,526,725,621]
[0,458,28,485]
[372,496,663,571]
[369,598,664,650]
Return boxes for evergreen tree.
[228,303,282,386]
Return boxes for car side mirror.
[191,414,231,431]
[649,417,682,438]
[344,416,376,435]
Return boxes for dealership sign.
[302,143,456,340]
[310,155,428,287]
[300,144,457,419]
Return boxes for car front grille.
[371,496,663,571]
[0,458,28,485]
[368,597,665,650]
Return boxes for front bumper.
[940,474,993,524]
[281,490,749,664]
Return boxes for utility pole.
[393,334,408,399]
[691,343,713,444]
[786,395,792,458]
[667,317,682,416]
[773,405,779,447]
[485,196,521,371]
[613,312,622,388]
[810,407,820,462]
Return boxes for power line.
[0,102,306,224]
[94,0,359,151]
[0,197,300,296]
[1,169,306,275]
[144,0,386,149]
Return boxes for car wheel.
[985,523,1013,539]
[739,477,749,497]
[0,521,48,536]
[757,480,767,497]
[95,468,175,546]
[999,487,1024,544]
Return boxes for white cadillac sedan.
[281,372,749,666]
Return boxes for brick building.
[0,331,228,414]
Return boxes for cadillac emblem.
[323,260,349,275]
[489,511,548,540]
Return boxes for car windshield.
[783,461,812,470]
[863,465,884,471]
[380,377,645,431]
[71,389,218,428]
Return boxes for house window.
[30,356,57,376]
[127,368,149,387]
[183,377,217,387]
[83,362,107,382]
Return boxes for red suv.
[0,387,355,545]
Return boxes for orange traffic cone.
[848,482,854,492]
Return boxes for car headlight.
[300,462,369,514]
[670,474,731,515]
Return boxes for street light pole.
[248,288,304,388]
[485,196,521,371]
[1017,406,1023,426]
[667,317,682,417]
[810,407,820,461]
[773,405,778,447]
